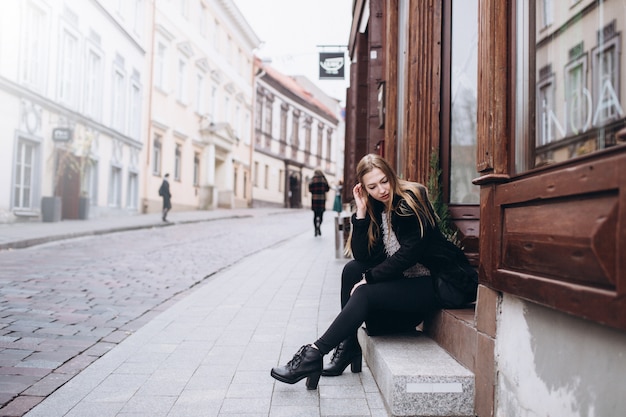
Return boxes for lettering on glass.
[539,79,624,146]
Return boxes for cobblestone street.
[0,210,314,415]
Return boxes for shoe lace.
[330,343,345,362]
[286,345,307,369]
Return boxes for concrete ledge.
[358,328,475,417]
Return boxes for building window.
[20,2,48,92]
[84,159,98,205]
[109,166,122,207]
[196,73,204,114]
[253,161,259,187]
[264,164,269,189]
[280,104,288,155]
[132,0,144,36]
[155,42,167,90]
[13,139,38,210]
[264,96,273,148]
[540,0,553,29]
[537,72,556,147]
[174,144,181,181]
[516,2,625,172]
[127,172,138,209]
[448,0,479,204]
[193,152,200,186]
[316,123,324,165]
[152,134,162,175]
[84,46,103,120]
[255,91,263,145]
[210,84,218,121]
[564,51,588,136]
[58,27,80,108]
[304,118,312,165]
[130,79,142,140]
[177,58,187,103]
[112,66,126,132]
[234,104,241,138]
[291,110,300,158]
[199,5,207,37]
[592,33,621,125]
[326,128,332,163]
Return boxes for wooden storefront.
[346,1,626,415]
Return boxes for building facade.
[146,0,260,212]
[0,0,151,223]
[347,0,626,416]
[252,59,341,209]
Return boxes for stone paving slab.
[23,223,388,417]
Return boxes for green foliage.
[427,150,463,248]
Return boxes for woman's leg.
[340,260,368,308]
[314,276,438,355]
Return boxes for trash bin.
[334,211,352,259]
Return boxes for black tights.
[314,260,441,355]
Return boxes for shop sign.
[52,128,73,142]
[319,52,345,80]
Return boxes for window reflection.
[532,0,626,168]
[450,0,479,204]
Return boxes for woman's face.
[362,167,391,203]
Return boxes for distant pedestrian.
[309,169,330,236]
[158,173,172,222]
[333,180,343,213]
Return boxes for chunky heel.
[305,372,322,389]
[350,354,362,373]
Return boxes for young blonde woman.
[271,154,477,389]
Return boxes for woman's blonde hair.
[345,154,437,256]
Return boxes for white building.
[252,59,341,209]
[0,0,151,223]
[145,0,260,212]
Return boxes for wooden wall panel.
[383,0,398,168]
[405,0,442,183]
[489,150,626,331]
[476,0,510,174]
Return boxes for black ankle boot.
[322,338,362,377]
[271,345,323,389]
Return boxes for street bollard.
[334,210,352,259]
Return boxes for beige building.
[144,0,260,213]
[252,59,341,209]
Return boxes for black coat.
[350,195,477,308]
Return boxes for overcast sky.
[232,0,353,104]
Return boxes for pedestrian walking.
[271,153,478,389]
[309,169,330,236]
[158,173,172,222]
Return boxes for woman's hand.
[353,183,367,218]
[350,277,367,296]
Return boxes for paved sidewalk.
[7,211,387,417]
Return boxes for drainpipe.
[143,0,157,213]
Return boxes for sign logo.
[52,128,73,142]
[319,52,345,80]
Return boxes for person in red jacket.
[308,169,330,236]
[271,154,477,390]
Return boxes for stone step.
[358,327,475,417]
